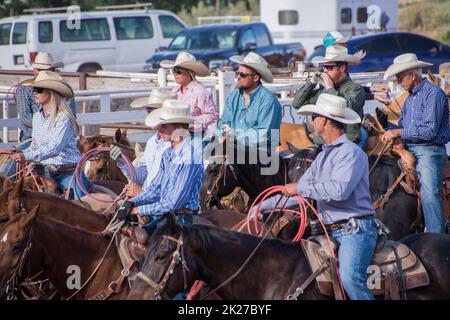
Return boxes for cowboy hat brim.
[32,62,64,70]
[311,53,360,66]
[130,96,163,109]
[383,61,433,81]
[26,79,74,98]
[160,59,210,77]
[297,104,361,124]
[144,108,195,128]
[229,55,274,83]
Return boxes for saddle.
[300,236,429,299]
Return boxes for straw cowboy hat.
[31,52,63,70]
[145,99,194,128]
[298,93,361,124]
[160,52,209,77]
[229,52,274,83]
[130,89,177,109]
[25,70,74,98]
[383,53,433,81]
[311,45,361,66]
[323,31,352,47]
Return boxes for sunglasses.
[322,64,340,70]
[173,67,187,75]
[33,87,46,94]
[311,114,322,121]
[235,71,256,78]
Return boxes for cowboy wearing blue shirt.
[216,52,282,149]
[117,100,204,228]
[252,93,379,300]
[383,53,450,233]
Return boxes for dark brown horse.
[129,214,450,300]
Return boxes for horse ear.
[77,135,90,154]
[10,178,24,199]
[122,129,128,139]
[166,212,177,234]
[20,204,39,230]
[114,129,122,143]
[287,142,299,155]
[3,177,13,190]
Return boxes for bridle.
[135,234,189,300]
[205,156,239,210]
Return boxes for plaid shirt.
[132,136,204,217]
[398,79,450,146]
[175,81,218,134]
[16,85,77,138]
[22,108,81,168]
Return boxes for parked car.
[143,22,306,72]
[304,32,450,73]
[0,9,187,72]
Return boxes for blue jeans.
[358,127,369,150]
[408,144,446,233]
[332,217,378,300]
[51,170,89,200]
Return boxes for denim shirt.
[296,134,374,224]
[217,84,282,147]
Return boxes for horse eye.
[12,244,23,254]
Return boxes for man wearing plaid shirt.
[383,54,450,233]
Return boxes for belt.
[52,164,77,175]
[327,215,374,232]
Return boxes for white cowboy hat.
[145,99,194,128]
[323,31,352,47]
[298,93,361,124]
[383,53,433,81]
[25,70,74,98]
[130,89,177,109]
[31,52,63,70]
[160,52,209,77]
[311,45,361,66]
[229,52,274,83]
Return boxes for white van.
[0,9,187,72]
[260,0,398,56]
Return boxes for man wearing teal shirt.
[216,52,282,148]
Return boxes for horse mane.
[37,214,109,239]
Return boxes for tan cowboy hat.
[130,89,177,109]
[145,99,194,128]
[383,53,433,81]
[25,70,74,98]
[160,52,209,77]
[298,93,361,124]
[311,45,361,66]
[31,52,63,70]
[229,52,274,83]
[323,31,352,47]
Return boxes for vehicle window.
[0,23,12,45]
[368,36,400,52]
[253,24,271,47]
[12,22,27,44]
[357,7,368,23]
[60,18,110,42]
[352,40,371,53]
[341,8,352,24]
[114,17,153,40]
[397,35,439,53]
[278,10,299,25]
[39,21,53,43]
[169,28,237,50]
[158,15,184,38]
[240,28,256,49]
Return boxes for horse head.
[0,178,25,224]
[286,144,320,182]
[0,204,39,297]
[129,213,198,300]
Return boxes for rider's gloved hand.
[109,145,122,162]
[116,200,134,221]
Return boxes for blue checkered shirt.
[131,136,204,217]
[16,85,77,139]
[22,108,81,168]
[398,79,450,146]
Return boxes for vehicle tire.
[78,63,102,73]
